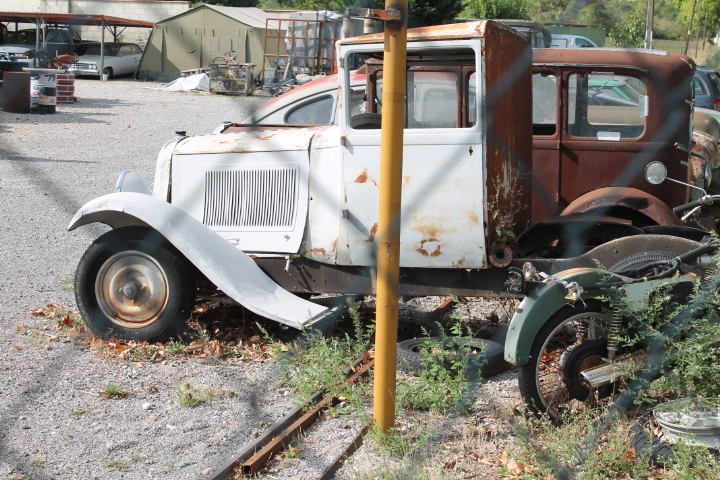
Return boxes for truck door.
[531,68,562,223]
[559,69,651,217]
[340,51,487,269]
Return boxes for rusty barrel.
[2,71,31,113]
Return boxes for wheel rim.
[534,311,610,419]
[95,250,169,328]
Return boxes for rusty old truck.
[68,21,714,342]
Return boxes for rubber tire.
[75,226,196,342]
[102,67,112,80]
[517,300,610,424]
[630,425,678,467]
[396,337,507,378]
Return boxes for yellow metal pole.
[374,0,407,433]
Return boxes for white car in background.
[69,42,142,79]
[549,34,598,48]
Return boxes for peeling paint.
[417,238,442,257]
[355,169,369,183]
[368,223,378,242]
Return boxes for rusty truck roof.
[533,48,695,87]
[338,20,521,45]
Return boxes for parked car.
[549,34,598,48]
[693,66,720,111]
[68,42,142,79]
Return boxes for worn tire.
[75,226,196,342]
[397,337,507,378]
[609,251,705,278]
[517,300,611,424]
[102,67,113,80]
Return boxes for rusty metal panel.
[560,187,683,226]
[338,19,524,45]
[483,22,533,246]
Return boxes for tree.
[407,0,466,26]
[465,0,530,20]
[609,12,645,47]
[577,3,612,30]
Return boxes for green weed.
[396,314,486,413]
[178,383,213,407]
[103,460,129,471]
[102,384,127,399]
[269,299,374,408]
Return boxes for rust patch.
[467,212,480,225]
[368,223,378,242]
[355,169,369,183]
[311,247,326,255]
[416,225,440,238]
[417,238,442,257]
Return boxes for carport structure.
[0,12,153,75]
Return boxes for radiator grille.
[203,168,298,228]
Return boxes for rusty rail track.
[207,359,374,479]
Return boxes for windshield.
[7,30,36,45]
[83,44,121,56]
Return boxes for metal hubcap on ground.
[95,250,169,328]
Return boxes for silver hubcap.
[95,250,169,328]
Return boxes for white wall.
[2,0,190,46]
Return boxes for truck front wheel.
[75,227,196,342]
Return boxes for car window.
[285,95,334,124]
[568,73,646,139]
[694,77,709,95]
[407,71,458,128]
[707,72,720,92]
[575,38,593,47]
[83,44,121,56]
[119,46,134,56]
[371,70,459,129]
[468,72,477,127]
[533,73,557,135]
[349,90,366,118]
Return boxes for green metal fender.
[504,268,622,366]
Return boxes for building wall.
[2,0,190,46]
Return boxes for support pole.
[644,0,655,49]
[373,0,407,434]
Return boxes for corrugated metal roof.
[0,12,153,28]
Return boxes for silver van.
[549,34,597,48]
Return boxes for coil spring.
[607,302,623,360]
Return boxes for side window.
[285,95,334,124]
[407,71,458,128]
[349,90,366,118]
[120,46,133,56]
[693,77,708,96]
[568,73,646,139]
[575,38,593,48]
[468,72,477,127]
[532,73,557,135]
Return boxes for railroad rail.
[207,359,374,479]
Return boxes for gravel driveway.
[0,79,304,480]
[0,78,520,480]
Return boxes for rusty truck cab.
[530,49,695,227]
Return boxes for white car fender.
[68,192,331,329]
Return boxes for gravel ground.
[0,78,521,480]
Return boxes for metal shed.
[136,5,285,82]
